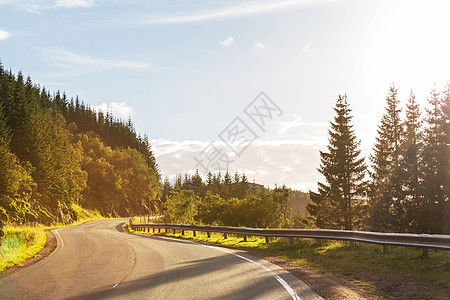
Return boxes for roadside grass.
[44,204,104,230]
[0,204,105,272]
[0,225,46,272]
[128,226,450,297]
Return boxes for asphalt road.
[0,219,322,299]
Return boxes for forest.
[0,62,448,235]
[0,64,160,224]
[160,171,308,228]
[307,86,449,234]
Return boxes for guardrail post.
[289,237,294,245]
[173,229,176,234]
[153,228,155,233]
[181,230,184,235]
[265,236,270,243]
[207,231,211,238]
[243,235,247,242]
[193,231,196,237]
[422,247,428,258]
[224,233,227,239]
[317,239,322,247]
[383,245,389,254]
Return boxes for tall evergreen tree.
[368,85,404,231]
[420,86,448,233]
[399,91,423,232]
[307,94,367,230]
[441,84,450,233]
[0,102,12,196]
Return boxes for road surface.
[0,219,321,299]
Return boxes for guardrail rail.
[128,220,450,257]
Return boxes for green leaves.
[0,64,160,224]
[307,94,367,230]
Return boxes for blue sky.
[1,0,450,190]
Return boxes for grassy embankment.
[128,225,450,298]
[0,204,103,272]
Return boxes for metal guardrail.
[134,216,164,224]
[128,220,450,257]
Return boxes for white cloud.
[146,0,321,24]
[54,0,95,8]
[0,29,11,40]
[0,0,95,12]
[149,138,324,191]
[277,114,327,135]
[43,48,152,70]
[253,41,265,48]
[219,37,234,46]
[91,101,135,119]
[303,41,312,53]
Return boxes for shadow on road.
[115,222,125,233]
[66,250,282,299]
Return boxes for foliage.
[0,225,46,272]
[308,85,449,234]
[0,64,160,224]
[307,94,367,230]
[163,183,295,228]
[368,85,404,231]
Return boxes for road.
[0,219,322,299]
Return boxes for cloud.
[303,41,312,53]
[42,48,152,71]
[219,37,234,46]
[277,114,327,135]
[0,29,10,40]
[54,0,95,8]
[0,0,95,13]
[146,0,318,24]
[149,138,324,191]
[253,41,265,48]
[91,101,135,119]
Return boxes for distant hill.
[289,190,310,214]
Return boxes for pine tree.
[399,91,423,232]
[307,94,367,230]
[420,86,448,233]
[368,85,404,232]
[222,171,232,199]
[441,84,450,234]
[0,102,12,196]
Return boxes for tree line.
[0,64,160,224]
[160,171,303,228]
[307,85,449,234]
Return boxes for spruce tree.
[399,91,423,232]
[368,85,404,232]
[441,84,450,233]
[307,94,367,230]
[0,102,12,196]
[420,86,448,233]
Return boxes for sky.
[1,0,450,191]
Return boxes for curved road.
[0,219,321,299]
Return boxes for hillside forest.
[0,64,160,224]
[0,64,448,234]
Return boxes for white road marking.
[54,229,64,251]
[113,283,119,288]
[141,234,301,300]
[203,245,301,300]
